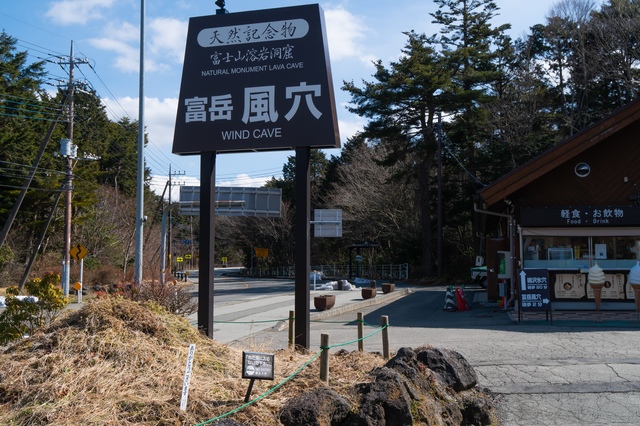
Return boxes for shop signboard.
[173,4,340,155]
[518,269,551,311]
[521,206,640,227]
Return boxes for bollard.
[357,312,364,352]
[381,315,390,360]
[320,333,330,382]
[288,310,295,348]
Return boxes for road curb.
[311,288,414,321]
[268,288,415,333]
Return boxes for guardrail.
[241,264,409,280]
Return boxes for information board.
[173,4,340,155]
[242,351,274,380]
[518,269,551,311]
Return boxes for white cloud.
[88,37,140,72]
[149,18,188,64]
[149,175,200,201]
[102,96,178,151]
[217,174,270,188]
[46,0,118,25]
[87,18,186,72]
[150,174,269,200]
[324,6,369,64]
[338,117,366,142]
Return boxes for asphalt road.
[234,284,640,426]
[186,268,296,306]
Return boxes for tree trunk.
[418,155,434,277]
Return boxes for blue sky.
[2,0,560,198]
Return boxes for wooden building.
[476,98,640,310]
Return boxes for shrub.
[0,243,14,267]
[115,278,197,317]
[0,272,68,344]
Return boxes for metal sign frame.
[179,186,282,217]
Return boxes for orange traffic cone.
[455,288,470,311]
[458,287,470,310]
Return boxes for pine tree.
[343,31,450,276]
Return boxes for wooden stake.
[288,310,295,348]
[357,312,364,352]
[381,315,390,360]
[320,333,329,382]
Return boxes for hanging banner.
[173,4,340,155]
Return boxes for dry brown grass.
[0,297,387,425]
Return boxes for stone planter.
[369,280,377,289]
[362,288,377,299]
[382,283,395,294]
[337,280,346,291]
[314,295,335,311]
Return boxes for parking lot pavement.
[233,285,640,426]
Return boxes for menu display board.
[554,273,587,299]
[587,273,626,300]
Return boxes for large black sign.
[173,5,340,155]
[518,269,551,311]
[521,206,640,227]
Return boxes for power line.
[0,13,70,42]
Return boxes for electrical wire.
[441,129,486,187]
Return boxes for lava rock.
[280,387,350,426]
[344,367,413,426]
[417,348,477,391]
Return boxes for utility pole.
[167,165,185,276]
[134,0,146,284]
[437,111,443,278]
[59,41,89,296]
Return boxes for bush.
[0,243,14,267]
[104,278,197,317]
[0,272,68,345]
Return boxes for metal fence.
[242,264,409,280]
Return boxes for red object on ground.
[455,288,469,311]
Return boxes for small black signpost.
[172,4,340,346]
[518,269,552,324]
[242,351,275,402]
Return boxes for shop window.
[523,235,640,269]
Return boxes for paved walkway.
[219,285,640,426]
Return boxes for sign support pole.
[199,152,216,338]
[79,258,83,303]
[294,147,311,349]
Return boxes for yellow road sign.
[73,282,82,291]
[69,243,88,262]
[255,248,268,258]
[185,254,192,259]
[177,257,184,262]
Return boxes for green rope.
[190,317,294,326]
[193,350,322,426]
[191,321,389,424]
[212,318,290,324]
[322,325,388,349]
